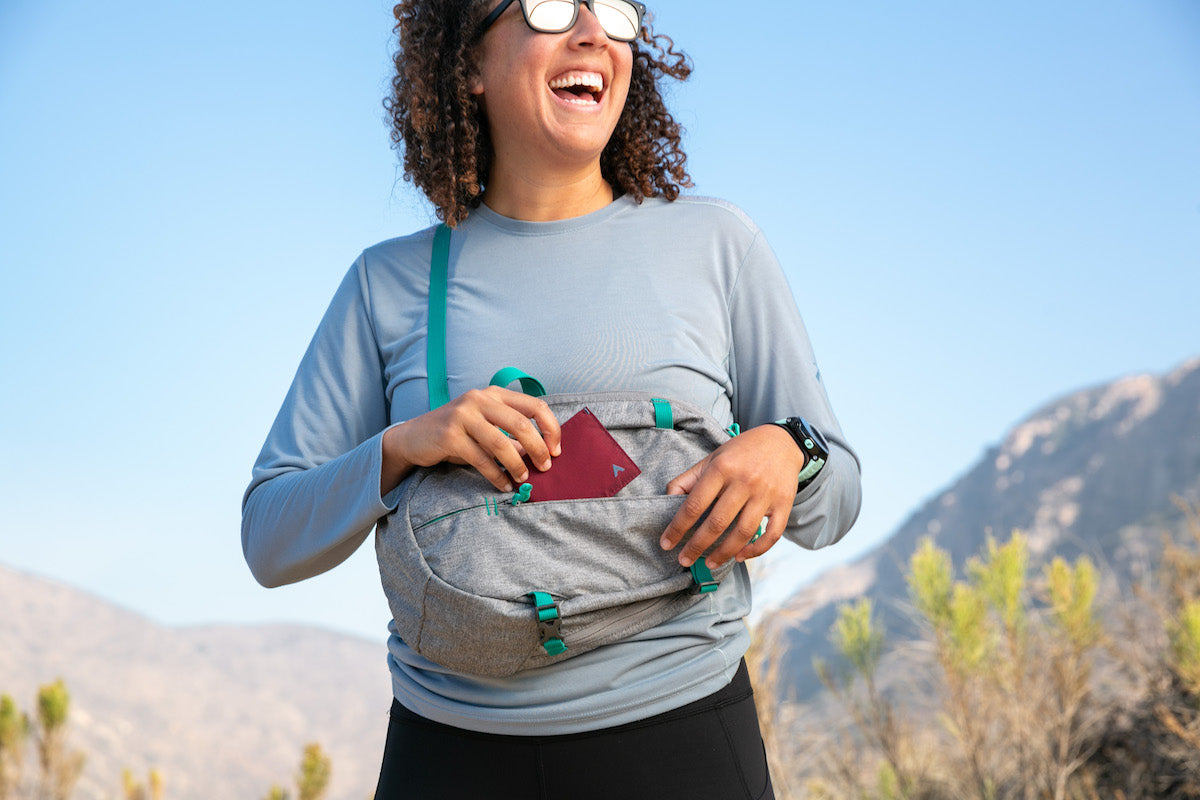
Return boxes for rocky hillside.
[0,566,390,800]
[770,356,1200,701]
[4,357,1198,796]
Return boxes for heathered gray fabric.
[242,195,862,734]
[375,392,735,677]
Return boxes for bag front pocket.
[410,491,691,602]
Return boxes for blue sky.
[2,0,1198,642]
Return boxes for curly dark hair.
[385,0,693,226]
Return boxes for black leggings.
[375,659,775,800]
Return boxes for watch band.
[769,417,829,490]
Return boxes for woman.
[242,0,862,797]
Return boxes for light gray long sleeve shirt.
[242,195,861,734]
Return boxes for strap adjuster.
[528,591,567,656]
[689,557,720,594]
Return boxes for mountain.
[5,357,1198,796]
[767,355,1200,702]
[0,565,390,800]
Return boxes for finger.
[735,512,786,562]
[485,394,561,470]
[456,437,518,492]
[468,415,535,484]
[675,486,751,568]
[664,468,698,497]
[705,500,772,568]
[483,411,549,475]
[526,399,562,459]
[665,457,706,497]
[660,471,718,552]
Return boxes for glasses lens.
[525,0,577,32]
[592,0,640,41]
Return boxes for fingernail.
[502,482,513,492]
[540,459,552,472]
[517,471,528,483]
[679,556,694,568]
[552,444,562,457]
[660,536,672,550]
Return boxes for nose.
[569,2,609,45]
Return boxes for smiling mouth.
[548,71,605,106]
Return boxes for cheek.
[610,50,634,106]
[473,27,534,95]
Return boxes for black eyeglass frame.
[476,0,647,43]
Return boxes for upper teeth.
[549,72,604,93]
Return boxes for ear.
[468,54,485,96]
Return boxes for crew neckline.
[469,194,638,236]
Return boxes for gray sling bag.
[374,224,735,677]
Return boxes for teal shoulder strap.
[427,224,452,410]
[427,225,545,410]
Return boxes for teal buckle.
[689,557,720,594]
[528,591,567,656]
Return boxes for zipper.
[412,502,490,531]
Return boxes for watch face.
[797,418,829,456]
[792,417,828,489]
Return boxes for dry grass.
[747,501,1200,800]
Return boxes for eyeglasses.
[477,0,646,43]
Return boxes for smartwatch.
[769,417,829,490]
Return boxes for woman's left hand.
[660,425,806,568]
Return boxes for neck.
[482,161,614,222]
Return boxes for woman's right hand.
[380,387,562,495]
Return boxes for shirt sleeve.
[240,255,399,587]
[726,230,862,550]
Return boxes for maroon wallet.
[515,407,640,502]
